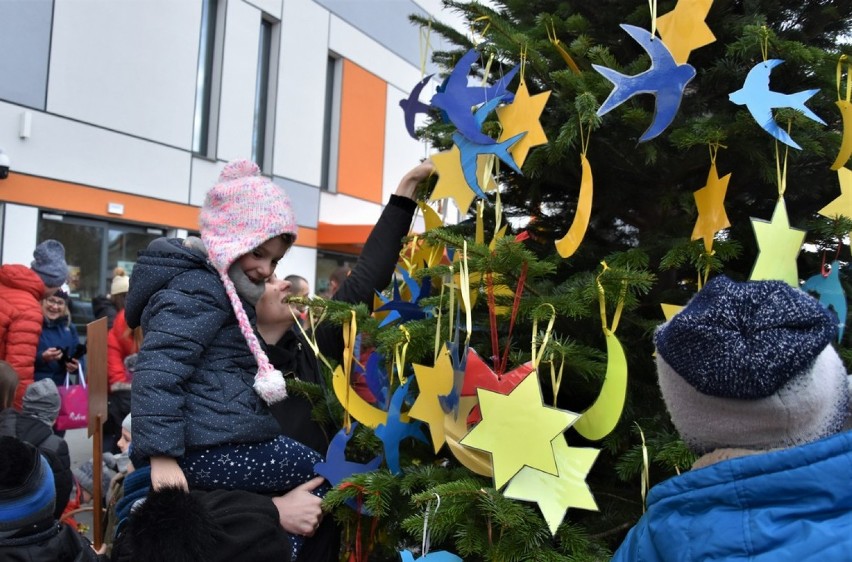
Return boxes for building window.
[192,0,224,157]
[253,16,279,172]
[321,54,342,192]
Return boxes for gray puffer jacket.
[125,237,279,460]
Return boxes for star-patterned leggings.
[179,435,327,560]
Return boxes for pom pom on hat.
[31,239,69,289]
[655,276,850,453]
[199,160,296,405]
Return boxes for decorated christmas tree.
[299,1,852,560]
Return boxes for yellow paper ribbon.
[419,21,432,77]
[394,326,411,385]
[636,423,650,513]
[546,19,581,75]
[341,310,358,432]
[831,55,852,170]
[648,0,658,38]
[459,242,473,346]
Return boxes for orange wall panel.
[336,59,386,204]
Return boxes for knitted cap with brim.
[0,438,56,539]
[655,275,850,453]
[199,159,297,405]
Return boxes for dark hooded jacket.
[125,238,280,461]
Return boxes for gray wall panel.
[278,176,321,228]
[0,0,53,109]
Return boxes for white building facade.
[0,0,461,317]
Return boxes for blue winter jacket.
[34,315,84,387]
[612,430,852,561]
[125,238,280,460]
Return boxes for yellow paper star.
[750,197,806,287]
[460,372,579,489]
[496,80,551,168]
[444,396,493,477]
[503,436,599,535]
[429,147,496,215]
[818,167,852,220]
[691,161,732,252]
[410,346,455,453]
[656,0,716,65]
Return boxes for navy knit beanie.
[0,437,56,538]
[655,276,850,453]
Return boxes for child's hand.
[272,476,325,536]
[150,456,189,492]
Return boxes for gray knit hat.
[655,276,850,453]
[22,379,61,426]
[31,240,69,289]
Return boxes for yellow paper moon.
[332,365,388,429]
[573,330,628,441]
[830,100,852,170]
[444,396,493,477]
[555,154,593,258]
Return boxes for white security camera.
[0,150,9,180]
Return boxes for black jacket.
[269,195,416,454]
[0,408,73,519]
[0,521,105,562]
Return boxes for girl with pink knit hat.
[124,160,326,556]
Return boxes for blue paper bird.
[802,261,846,341]
[314,424,383,513]
[454,130,525,198]
[400,74,434,139]
[374,378,428,474]
[437,336,469,415]
[363,351,390,409]
[376,269,433,326]
[400,550,463,561]
[593,24,696,142]
[430,48,519,144]
[729,59,826,150]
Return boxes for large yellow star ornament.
[496,80,551,168]
[429,147,496,215]
[750,197,806,287]
[656,0,716,65]
[818,167,852,221]
[410,346,455,453]
[503,436,599,534]
[692,161,732,252]
[460,372,579,489]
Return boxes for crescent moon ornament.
[573,330,628,441]
[332,364,388,429]
[443,396,493,477]
[555,154,594,258]
[830,98,852,170]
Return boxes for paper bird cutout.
[437,338,467,416]
[555,154,594,258]
[400,74,434,139]
[461,348,534,424]
[460,372,579,489]
[314,424,383,488]
[400,550,463,562]
[376,270,432,326]
[656,0,716,65]
[749,197,806,287]
[430,49,519,144]
[692,161,732,252]
[429,146,497,215]
[363,351,390,410]
[593,24,696,142]
[819,167,852,221]
[729,59,826,150]
[503,435,599,535]
[802,261,846,341]
[454,131,525,198]
[374,378,428,474]
[444,395,492,477]
[496,80,551,167]
[573,330,628,441]
[410,347,455,453]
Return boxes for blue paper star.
[593,24,696,142]
[729,59,826,150]
[802,261,846,341]
[400,74,434,139]
[430,48,518,144]
[374,378,428,474]
[400,550,463,561]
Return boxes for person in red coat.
[0,240,68,409]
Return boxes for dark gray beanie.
[655,276,850,453]
[31,240,68,289]
[22,379,61,426]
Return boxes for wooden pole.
[86,317,109,550]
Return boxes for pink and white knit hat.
[199,159,298,404]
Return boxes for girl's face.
[256,276,297,330]
[117,428,132,454]
[42,295,67,321]
[237,236,289,284]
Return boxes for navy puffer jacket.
[125,238,279,460]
